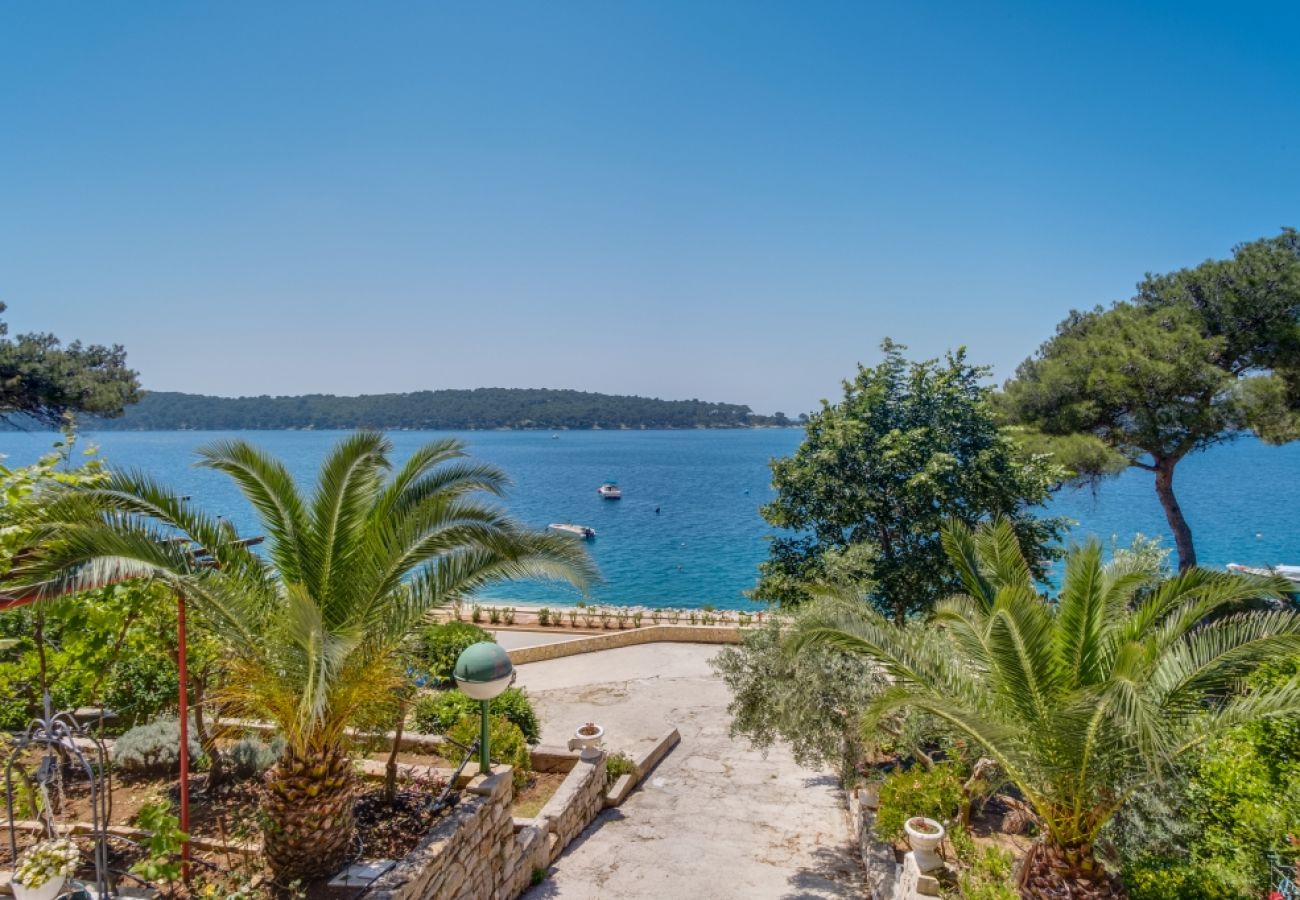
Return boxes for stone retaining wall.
[848,785,901,899]
[507,624,741,664]
[368,752,607,900]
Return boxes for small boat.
[1228,563,1300,587]
[549,523,596,539]
[597,481,622,500]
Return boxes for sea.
[3,429,1297,610]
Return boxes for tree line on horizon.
[73,387,798,431]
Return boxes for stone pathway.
[516,643,863,899]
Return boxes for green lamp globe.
[454,642,515,700]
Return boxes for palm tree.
[27,433,596,882]
[792,519,1300,898]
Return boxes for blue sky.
[2,2,1297,415]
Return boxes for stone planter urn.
[12,877,65,900]
[570,722,604,758]
[904,816,946,873]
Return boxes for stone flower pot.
[570,722,604,758]
[904,816,945,873]
[13,876,65,900]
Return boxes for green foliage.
[114,717,204,775]
[792,518,1300,877]
[713,613,884,783]
[82,387,785,431]
[228,735,283,781]
[1112,655,1300,896]
[420,622,494,687]
[873,762,965,841]
[0,582,179,731]
[1003,230,1300,569]
[449,713,531,789]
[0,302,140,426]
[605,751,636,788]
[411,687,541,744]
[757,340,1064,618]
[105,653,181,727]
[1121,858,1239,900]
[948,825,1018,900]
[130,801,187,885]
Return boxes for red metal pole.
[177,593,191,881]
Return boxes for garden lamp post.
[453,642,515,775]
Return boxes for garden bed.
[510,771,565,818]
[0,758,457,897]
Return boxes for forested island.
[80,388,799,431]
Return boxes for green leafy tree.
[1003,231,1300,570]
[0,303,140,425]
[26,433,596,882]
[792,519,1300,898]
[712,613,884,782]
[756,340,1064,619]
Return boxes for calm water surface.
[3,430,1297,609]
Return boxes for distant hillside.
[83,389,798,431]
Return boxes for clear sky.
[2,2,1297,415]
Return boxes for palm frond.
[195,439,309,582]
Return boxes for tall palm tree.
[26,433,597,882]
[793,519,1300,898]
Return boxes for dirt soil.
[512,772,565,818]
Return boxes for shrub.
[488,607,502,624]
[227,735,282,781]
[615,610,629,628]
[537,608,551,627]
[605,751,636,788]
[105,654,180,727]
[114,717,204,775]
[419,622,494,687]
[449,713,530,789]
[412,687,541,744]
[1122,859,1239,900]
[631,612,643,628]
[502,607,516,625]
[567,609,578,626]
[131,801,186,885]
[471,604,483,623]
[650,610,662,625]
[873,762,964,841]
[712,615,885,783]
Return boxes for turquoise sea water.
[3,429,1298,609]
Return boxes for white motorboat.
[549,523,596,539]
[597,481,622,500]
[1227,563,1300,587]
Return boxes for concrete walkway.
[517,643,863,900]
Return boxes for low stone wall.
[367,752,607,900]
[507,624,742,664]
[848,785,900,899]
[518,751,605,858]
